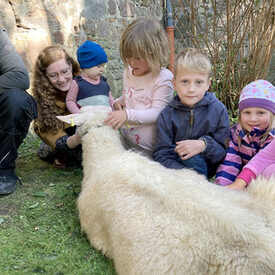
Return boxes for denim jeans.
[178,154,208,178]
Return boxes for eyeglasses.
[46,66,72,81]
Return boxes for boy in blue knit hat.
[66,40,114,113]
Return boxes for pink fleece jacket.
[237,138,275,184]
[117,67,174,153]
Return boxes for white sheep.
[246,176,275,232]
[58,106,275,275]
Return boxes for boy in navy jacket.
[153,48,230,179]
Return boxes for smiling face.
[240,107,272,132]
[46,58,73,92]
[173,68,211,107]
[126,57,151,76]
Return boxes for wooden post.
[166,25,175,74]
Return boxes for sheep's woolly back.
[69,106,275,275]
[246,176,275,230]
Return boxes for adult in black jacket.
[0,28,37,195]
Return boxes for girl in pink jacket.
[215,80,275,189]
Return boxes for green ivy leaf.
[32,191,47,197]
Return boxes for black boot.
[0,88,37,196]
[0,175,18,195]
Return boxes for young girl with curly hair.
[32,45,82,168]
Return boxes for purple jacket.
[215,124,275,186]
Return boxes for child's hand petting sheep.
[227,178,247,190]
[104,110,127,130]
[66,131,82,149]
[113,100,126,111]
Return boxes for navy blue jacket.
[153,92,230,170]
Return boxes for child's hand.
[104,110,127,130]
[114,101,126,111]
[227,178,247,190]
[175,139,206,160]
[67,132,82,149]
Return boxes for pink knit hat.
[238,80,275,114]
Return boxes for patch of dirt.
[0,203,15,216]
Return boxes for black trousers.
[0,88,37,176]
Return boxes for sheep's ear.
[57,105,112,126]
[57,113,87,126]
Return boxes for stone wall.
[0,0,165,98]
[1,0,273,97]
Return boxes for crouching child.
[153,48,230,179]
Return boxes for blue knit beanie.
[77,40,108,69]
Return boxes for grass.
[0,133,116,275]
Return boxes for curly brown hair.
[32,45,80,133]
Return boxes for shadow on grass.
[0,133,116,275]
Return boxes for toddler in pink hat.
[215,79,275,189]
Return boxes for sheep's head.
[57,105,112,136]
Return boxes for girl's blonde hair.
[174,48,212,78]
[32,45,80,133]
[119,18,170,76]
[238,112,275,145]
